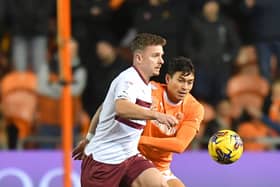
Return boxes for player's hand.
[72,138,89,160]
[154,112,178,128]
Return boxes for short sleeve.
[114,78,138,103]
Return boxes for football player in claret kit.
[138,57,204,187]
[74,33,178,187]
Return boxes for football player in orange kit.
[73,56,204,187]
[138,56,204,187]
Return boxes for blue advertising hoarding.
[0,151,279,187]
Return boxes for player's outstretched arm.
[115,99,178,127]
[139,124,197,153]
[72,105,102,160]
[140,103,204,153]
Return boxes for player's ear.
[135,52,142,63]
[165,74,170,83]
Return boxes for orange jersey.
[138,81,204,171]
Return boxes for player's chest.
[152,97,184,121]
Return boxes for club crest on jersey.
[175,112,183,121]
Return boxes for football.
[208,129,243,164]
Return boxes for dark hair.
[130,33,166,52]
[167,56,195,76]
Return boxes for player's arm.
[139,104,204,153]
[115,77,178,126]
[115,99,178,126]
[72,105,102,160]
[87,104,102,137]
[139,122,197,153]
[115,99,155,120]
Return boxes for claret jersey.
[85,67,152,164]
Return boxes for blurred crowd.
[0,0,280,151]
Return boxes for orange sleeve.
[139,124,197,153]
[184,97,205,132]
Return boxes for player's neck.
[132,65,150,84]
[164,90,182,106]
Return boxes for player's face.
[139,45,164,77]
[166,72,194,103]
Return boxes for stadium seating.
[0,71,37,140]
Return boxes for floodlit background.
[0,0,280,186]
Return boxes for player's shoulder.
[118,67,134,77]
[184,94,204,111]
[116,67,139,83]
[184,93,199,104]
[183,94,205,122]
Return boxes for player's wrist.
[150,110,159,120]
[86,132,94,141]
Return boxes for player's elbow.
[176,147,186,153]
[174,142,187,153]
